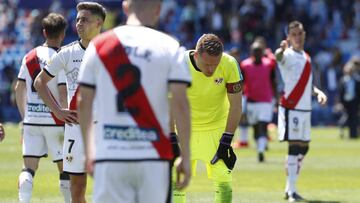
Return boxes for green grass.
[0,124,359,203]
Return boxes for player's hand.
[175,156,191,190]
[279,40,288,51]
[54,109,78,125]
[0,123,5,142]
[211,133,237,170]
[170,132,181,163]
[317,91,327,106]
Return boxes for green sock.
[214,181,232,203]
[173,181,186,203]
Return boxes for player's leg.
[63,125,87,203]
[256,122,268,162]
[138,161,171,203]
[44,126,71,203]
[205,129,233,203]
[19,126,46,203]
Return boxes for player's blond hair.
[196,34,223,56]
[287,21,304,34]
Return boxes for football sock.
[285,155,298,195]
[214,181,232,203]
[18,168,35,203]
[60,173,71,203]
[239,127,248,142]
[257,136,267,153]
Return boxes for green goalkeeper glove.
[210,133,237,170]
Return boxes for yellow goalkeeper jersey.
[186,50,243,131]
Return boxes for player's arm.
[225,87,243,134]
[14,80,27,119]
[170,83,191,190]
[58,70,68,108]
[313,85,327,106]
[275,40,288,62]
[34,70,77,124]
[77,85,95,175]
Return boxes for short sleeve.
[168,46,191,86]
[57,69,67,85]
[78,43,97,88]
[226,56,243,84]
[45,51,66,77]
[17,57,27,80]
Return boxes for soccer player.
[14,13,70,203]
[0,123,4,142]
[33,3,106,203]
[240,40,276,162]
[77,0,191,202]
[275,21,327,202]
[173,33,243,203]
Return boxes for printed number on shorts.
[293,117,299,127]
[68,139,75,153]
[116,64,141,113]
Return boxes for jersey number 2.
[116,64,141,113]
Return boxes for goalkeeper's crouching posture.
[171,33,243,203]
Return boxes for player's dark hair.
[287,21,303,34]
[77,2,107,21]
[196,34,223,56]
[42,13,67,39]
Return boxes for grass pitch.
[0,124,359,203]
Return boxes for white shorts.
[246,102,273,125]
[278,106,311,142]
[63,124,85,174]
[22,125,64,162]
[93,161,171,203]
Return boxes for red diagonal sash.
[26,49,64,125]
[280,54,311,109]
[69,87,79,110]
[93,30,172,160]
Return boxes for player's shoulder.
[59,40,82,53]
[240,57,253,66]
[221,52,238,66]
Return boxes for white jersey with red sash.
[278,48,312,111]
[44,40,85,111]
[18,46,66,126]
[78,25,191,161]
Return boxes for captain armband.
[226,81,242,94]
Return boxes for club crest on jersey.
[214,78,224,85]
[66,155,73,163]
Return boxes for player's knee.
[299,145,309,156]
[288,144,301,156]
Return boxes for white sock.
[18,171,33,203]
[240,127,248,142]
[257,136,267,152]
[297,154,304,174]
[285,155,298,195]
[60,178,71,203]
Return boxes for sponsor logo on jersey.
[103,125,159,141]
[214,77,224,85]
[27,103,51,113]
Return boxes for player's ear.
[122,0,129,16]
[43,29,48,38]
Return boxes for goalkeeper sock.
[257,136,267,153]
[59,173,71,203]
[18,168,35,203]
[214,181,232,203]
[239,126,248,142]
[285,155,298,195]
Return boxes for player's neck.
[44,39,61,49]
[80,39,90,49]
[126,14,156,28]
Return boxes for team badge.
[66,155,73,163]
[214,78,224,85]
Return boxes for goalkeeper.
[172,33,243,203]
